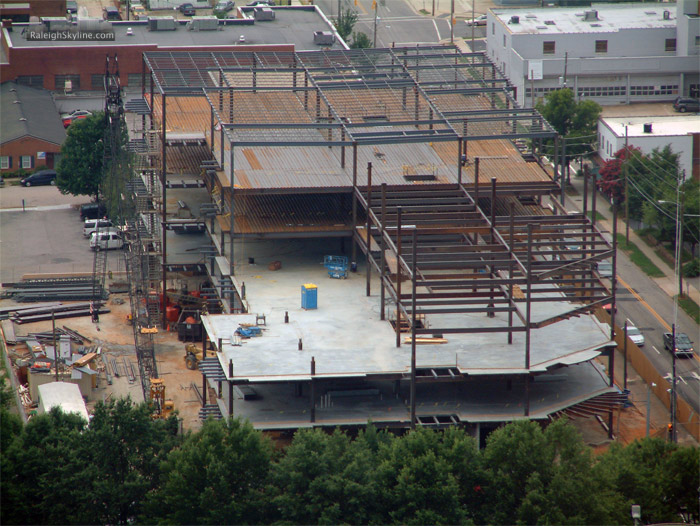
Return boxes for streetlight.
[658,198,684,298]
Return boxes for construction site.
[5,45,694,445]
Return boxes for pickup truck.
[663,332,694,358]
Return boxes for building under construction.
[128,46,623,437]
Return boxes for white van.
[90,229,124,251]
[83,218,113,238]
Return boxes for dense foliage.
[56,113,107,201]
[1,395,698,525]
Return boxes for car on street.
[131,3,147,19]
[20,170,56,187]
[597,261,613,278]
[466,14,487,26]
[625,321,645,347]
[673,96,699,113]
[61,109,92,128]
[178,2,196,15]
[663,331,694,358]
[214,0,235,13]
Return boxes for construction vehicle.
[184,343,203,370]
[149,378,175,419]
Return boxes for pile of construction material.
[0,302,110,324]
[1,277,109,303]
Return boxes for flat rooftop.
[494,3,677,34]
[602,115,700,138]
[202,238,613,383]
[10,6,342,50]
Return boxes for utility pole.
[372,0,378,47]
[624,125,630,244]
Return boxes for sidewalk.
[563,172,700,308]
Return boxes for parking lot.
[0,185,124,283]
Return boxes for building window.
[16,75,44,88]
[543,41,555,54]
[55,74,81,91]
[21,155,33,169]
[0,156,10,170]
[630,85,678,96]
[665,38,676,52]
[91,74,105,90]
[595,40,607,53]
[491,22,495,34]
[577,86,626,97]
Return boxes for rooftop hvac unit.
[186,15,219,31]
[254,6,275,20]
[510,15,519,24]
[663,10,670,19]
[148,16,176,31]
[313,30,334,45]
[643,123,653,133]
[77,18,113,33]
[583,9,598,21]
[41,17,72,31]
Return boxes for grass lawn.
[616,235,665,278]
[586,210,605,222]
[676,295,700,324]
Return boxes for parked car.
[83,218,114,238]
[20,170,56,187]
[178,2,195,15]
[466,14,487,26]
[663,332,694,358]
[246,0,272,5]
[214,0,235,12]
[90,229,124,251]
[80,202,106,220]
[61,109,92,128]
[131,3,147,19]
[625,321,645,347]
[673,96,699,113]
[103,5,122,20]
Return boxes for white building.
[598,115,700,179]
[37,382,89,422]
[487,1,700,107]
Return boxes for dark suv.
[80,202,107,220]
[673,97,699,113]
[663,332,694,358]
[178,3,195,15]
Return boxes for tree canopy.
[1,398,698,525]
[56,112,107,201]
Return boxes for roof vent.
[19,117,27,121]
[510,15,520,24]
[643,123,652,133]
[663,10,670,19]
[583,9,598,21]
[544,20,555,25]
[126,27,133,35]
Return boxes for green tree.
[143,417,272,525]
[351,31,372,49]
[334,8,358,41]
[57,112,106,201]
[536,88,602,167]
[594,437,699,524]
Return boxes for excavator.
[149,378,175,419]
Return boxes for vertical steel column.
[410,227,418,429]
[228,359,233,416]
[366,162,373,296]
[141,56,146,100]
[310,356,316,423]
[560,138,566,206]
[202,372,207,406]
[524,223,534,416]
[474,157,480,207]
[591,170,597,228]
[161,93,167,329]
[351,143,358,267]
[396,206,403,348]
[252,54,257,92]
[583,164,590,298]
[414,86,419,121]
[228,87,233,123]
[304,72,309,110]
[508,202,514,344]
[210,108,214,156]
[671,324,677,443]
[380,183,387,320]
[463,119,468,161]
[623,321,628,390]
[610,200,618,340]
[229,147,235,279]
[488,177,497,318]
[553,135,559,190]
[341,128,345,168]
[608,345,614,439]
[218,71,223,111]
[457,139,463,187]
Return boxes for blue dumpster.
[301,283,317,310]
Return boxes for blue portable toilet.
[301,283,317,310]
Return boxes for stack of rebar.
[6,302,110,324]
[1,277,109,303]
